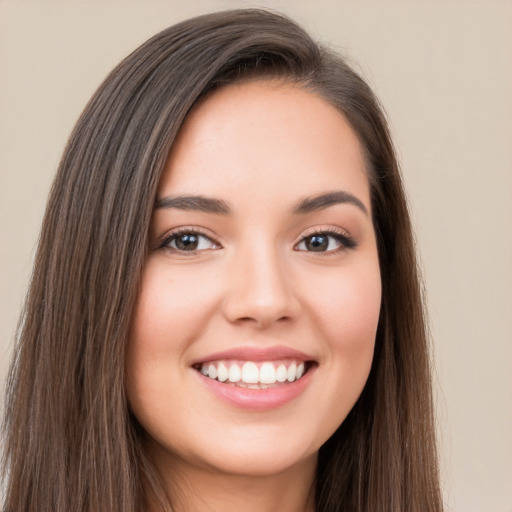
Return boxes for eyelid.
[157,226,222,252]
[298,225,351,240]
[294,225,357,252]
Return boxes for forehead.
[160,81,370,211]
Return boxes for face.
[126,81,381,479]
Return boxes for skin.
[126,81,382,512]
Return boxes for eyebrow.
[155,190,368,216]
[292,191,368,215]
[155,195,231,214]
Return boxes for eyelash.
[158,227,357,254]
[295,228,357,253]
[159,227,220,253]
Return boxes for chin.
[145,422,321,479]
[201,444,318,478]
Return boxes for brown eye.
[174,233,199,251]
[162,231,219,252]
[295,231,356,253]
[304,235,329,252]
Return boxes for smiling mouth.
[193,360,314,389]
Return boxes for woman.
[1,9,443,512]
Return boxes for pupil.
[176,234,198,250]
[307,235,327,251]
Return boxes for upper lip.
[191,345,315,365]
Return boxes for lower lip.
[196,366,315,410]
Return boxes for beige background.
[1,1,511,510]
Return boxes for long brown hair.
[2,9,442,512]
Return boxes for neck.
[146,449,317,512]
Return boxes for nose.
[221,242,299,329]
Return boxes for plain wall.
[1,2,511,511]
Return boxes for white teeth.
[208,364,217,380]
[198,359,310,386]
[287,362,296,382]
[296,362,305,379]
[276,364,287,382]
[241,362,259,384]
[217,362,228,382]
[228,364,241,383]
[259,363,277,384]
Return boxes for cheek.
[128,261,220,355]
[295,259,381,441]
[312,262,382,351]
[125,262,220,415]
[306,256,381,413]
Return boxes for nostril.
[233,314,293,329]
